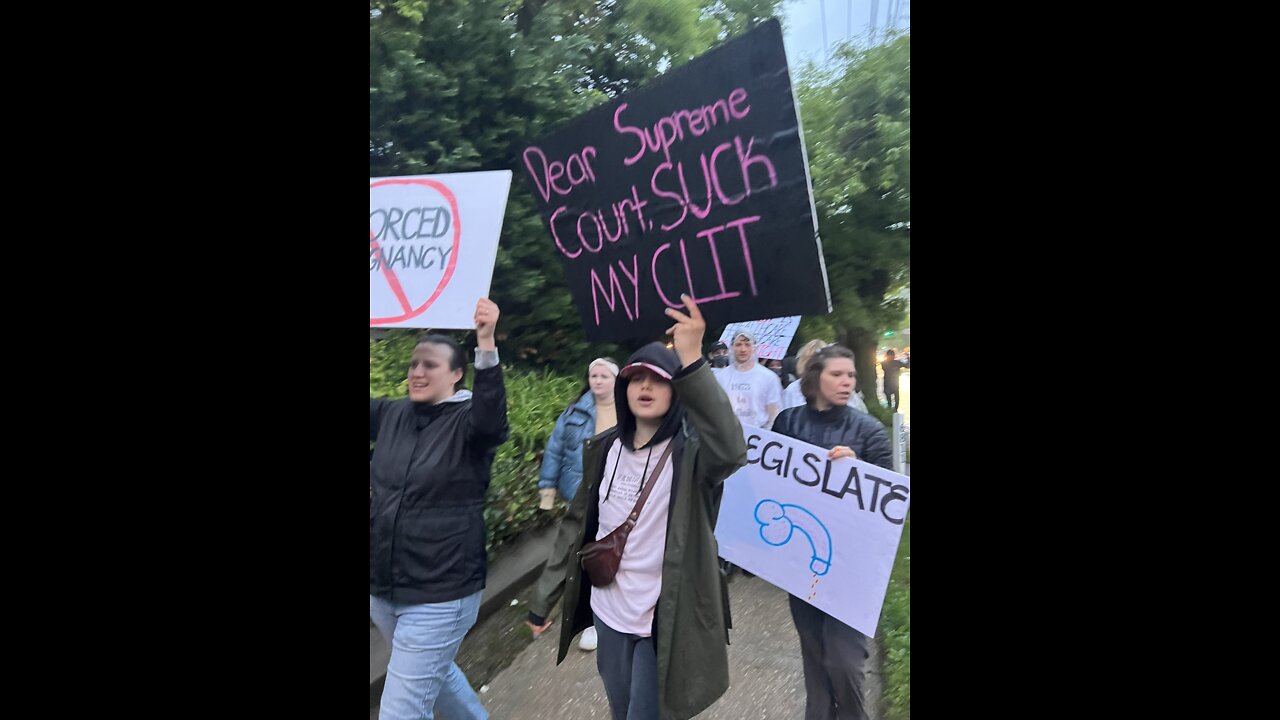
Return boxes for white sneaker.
[578,625,598,652]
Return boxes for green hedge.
[371,332,583,556]
[483,367,582,553]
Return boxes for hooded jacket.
[535,342,747,719]
[369,364,509,604]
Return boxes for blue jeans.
[593,615,659,720]
[370,591,487,720]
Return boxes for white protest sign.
[715,425,910,636]
[719,316,802,359]
[370,170,512,328]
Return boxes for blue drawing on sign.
[754,500,833,575]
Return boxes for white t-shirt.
[715,363,782,428]
[781,379,805,410]
[590,436,675,637]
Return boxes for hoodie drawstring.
[603,441,655,503]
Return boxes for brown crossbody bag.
[577,440,675,588]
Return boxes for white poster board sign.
[370,171,512,328]
[718,316,802,359]
[716,425,911,636]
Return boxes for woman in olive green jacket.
[528,296,747,720]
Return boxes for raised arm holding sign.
[369,298,510,720]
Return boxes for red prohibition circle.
[369,178,462,325]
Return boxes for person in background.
[713,330,782,430]
[764,358,786,384]
[706,340,730,371]
[880,349,909,412]
[526,357,621,652]
[781,356,799,387]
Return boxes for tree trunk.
[846,328,891,426]
[516,0,546,36]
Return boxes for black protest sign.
[519,19,831,342]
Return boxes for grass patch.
[878,514,910,720]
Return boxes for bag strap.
[621,439,676,527]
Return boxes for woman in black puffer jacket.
[771,344,892,720]
[368,298,507,720]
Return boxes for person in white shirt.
[714,330,782,429]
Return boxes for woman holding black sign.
[533,294,746,720]
[771,344,893,720]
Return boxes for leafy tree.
[370,0,784,369]
[794,33,910,420]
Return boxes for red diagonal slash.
[370,229,413,314]
[370,178,462,325]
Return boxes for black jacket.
[772,404,893,470]
[369,364,508,604]
[881,358,909,390]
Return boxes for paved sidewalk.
[475,574,881,719]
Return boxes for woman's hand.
[538,488,557,511]
[828,446,857,461]
[475,297,499,350]
[664,294,706,368]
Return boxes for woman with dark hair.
[531,295,746,720]
[783,340,868,414]
[369,298,507,720]
[526,356,620,651]
[771,344,892,720]
[781,355,799,386]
